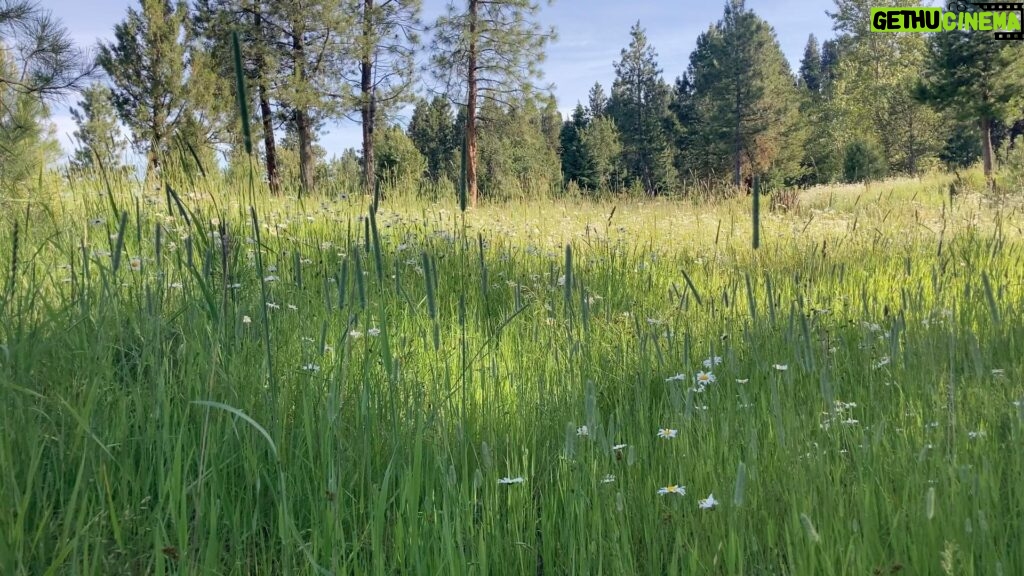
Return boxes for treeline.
[2,0,1024,202]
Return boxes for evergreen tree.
[0,49,60,189]
[70,83,126,172]
[685,1,802,187]
[0,0,96,98]
[587,82,608,118]
[799,34,822,93]
[431,0,555,207]
[608,22,676,194]
[916,10,1024,178]
[559,103,588,186]
[339,0,421,196]
[578,115,622,191]
[98,0,192,175]
[408,96,457,181]
[192,0,283,192]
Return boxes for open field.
[1,174,1023,574]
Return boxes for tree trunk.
[980,116,994,180]
[258,84,280,194]
[361,0,376,199]
[254,10,279,195]
[292,32,315,194]
[733,84,742,187]
[295,108,315,194]
[466,0,479,207]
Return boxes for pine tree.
[578,116,622,191]
[559,103,588,187]
[685,1,802,187]
[265,0,348,194]
[98,0,192,175]
[339,0,421,196]
[608,22,676,195]
[408,96,457,182]
[799,34,822,93]
[431,0,555,207]
[916,14,1024,178]
[70,83,126,172]
[192,0,283,193]
[0,0,95,98]
[587,82,608,118]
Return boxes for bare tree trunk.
[360,0,376,199]
[258,84,280,194]
[466,0,479,207]
[980,116,994,180]
[254,10,279,194]
[292,32,315,194]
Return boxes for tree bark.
[254,10,279,194]
[292,31,315,194]
[980,116,994,180]
[361,0,376,199]
[258,83,280,194]
[466,0,479,207]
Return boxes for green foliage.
[375,124,426,189]
[408,96,457,182]
[0,50,60,191]
[70,83,127,173]
[799,34,822,93]
[682,1,803,188]
[842,137,887,183]
[578,116,623,192]
[939,122,982,171]
[608,22,677,195]
[477,98,561,199]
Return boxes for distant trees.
[408,96,457,183]
[916,11,1024,179]
[11,0,1019,199]
[70,83,127,172]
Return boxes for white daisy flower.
[242,315,252,324]
[695,371,716,387]
[773,364,788,371]
[736,378,750,384]
[703,356,722,368]
[129,257,143,272]
[264,275,279,282]
[287,304,298,311]
[601,474,616,484]
[658,484,686,496]
[266,302,280,309]
[349,330,363,339]
[874,356,891,369]
[611,444,628,452]
[498,476,525,485]
[576,425,590,437]
[302,363,321,373]
[698,493,719,510]
[368,328,381,337]
[657,428,678,439]
[666,373,688,382]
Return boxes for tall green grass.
[0,171,1022,574]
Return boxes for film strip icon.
[964,2,1024,39]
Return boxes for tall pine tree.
[608,22,676,195]
[431,0,555,207]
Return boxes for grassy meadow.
[1,172,1023,575]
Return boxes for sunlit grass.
[0,171,1022,574]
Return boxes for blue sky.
[44,0,837,159]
